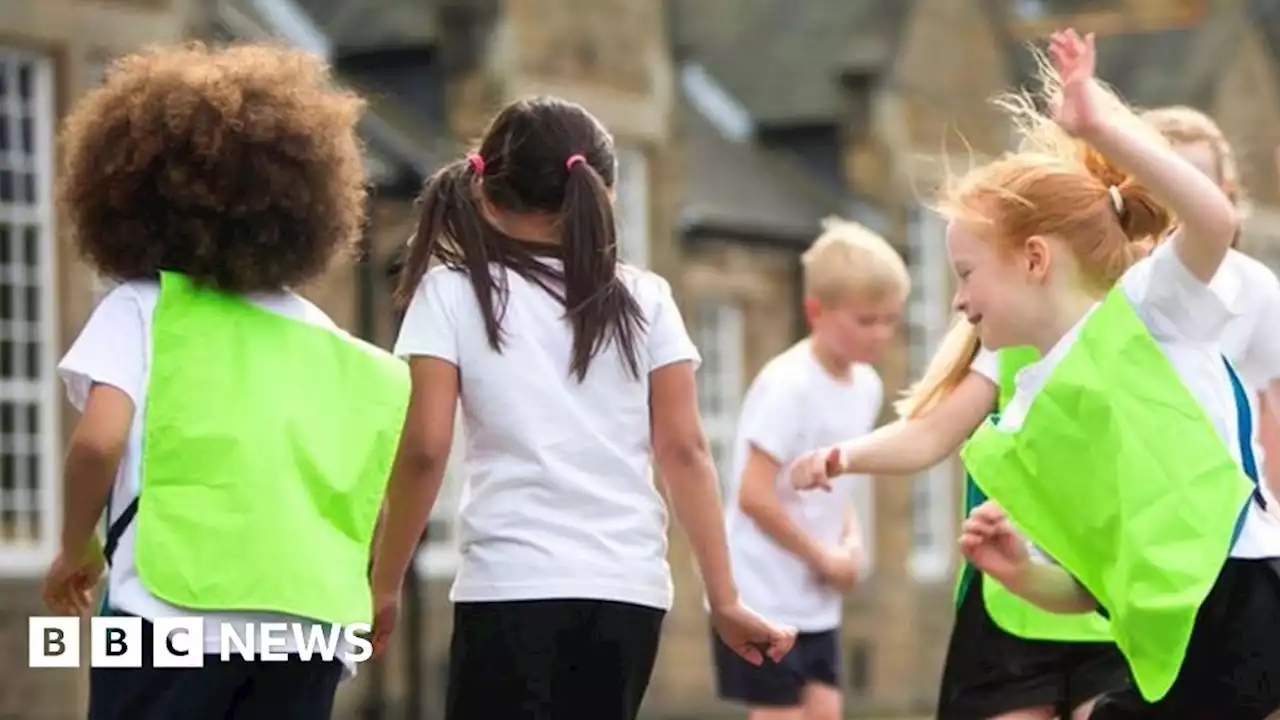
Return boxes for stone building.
[4,0,1280,718]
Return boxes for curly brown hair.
[58,42,367,293]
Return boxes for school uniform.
[710,343,882,708]
[964,241,1280,719]
[394,264,699,720]
[60,274,406,720]
[937,348,1127,720]
[1213,249,1280,458]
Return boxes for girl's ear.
[1024,235,1052,281]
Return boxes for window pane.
[0,49,55,570]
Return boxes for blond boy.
[712,218,907,720]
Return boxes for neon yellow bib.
[134,272,409,625]
[978,347,1113,642]
[962,289,1253,701]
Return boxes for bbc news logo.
[29,617,373,668]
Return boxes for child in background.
[370,95,794,720]
[712,218,905,720]
[948,29,1280,716]
[45,44,404,719]
[1140,106,1280,502]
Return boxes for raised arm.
[1053,29,1236,282]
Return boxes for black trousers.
[1088,558,1280,719]
[445,599,665,720]
[88,616,343,720]
[937,573,1128,719]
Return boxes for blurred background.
[3,0,1280,717]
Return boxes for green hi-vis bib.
[955,347,1113,642]
[961,288,1255,702]
[134,271,409,626]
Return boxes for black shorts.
[712,627,840,707]
[445,598,665,720]
[937,573,1129,720]
[1088,558,1280,719]
[88,615,343,720]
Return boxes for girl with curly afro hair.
[48,43,407,719]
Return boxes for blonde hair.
[894,316,982,418]
[895,48,1173,419]
[801,216,910,305]
[1140,106,1241,207]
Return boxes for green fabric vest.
[961,288,1253,701]
[133,272,409,626]
[972,347,1113,642]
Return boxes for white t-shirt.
[991,242,1280,559]
[57,280,356,665]
[1213,250,1280,395]
[393,264,700,611]
[720,343,883,632]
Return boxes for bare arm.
[650,360,737,609]
[964,502,1096,614]
[62,385,132,558]
[841,503,864,555]
[836,371,996,476]
[738,446,826,569]
[370,357,458,599]
[1082,97,1236,282]
[1263,384,1280,507]
[1004,563,1098,615]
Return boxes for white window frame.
[615,145,650,268]
[413,414,465,579]
[905,205,953,582]
[0,48,58,575]
[691,299,743,497]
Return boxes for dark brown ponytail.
[394,96,646,381]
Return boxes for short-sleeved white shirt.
[1215,250,1280,395]
[994,243,1280,559]
[57,281,355,665]
[719,343,883,632]
[394,264,700,611]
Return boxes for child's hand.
[1047,28,1104,137]
[959,501,1031,587]
[42,543,104,616]
[369,590,400,660]
[709,599,797,666]
[789,445,843,492]
[814,546,863,592]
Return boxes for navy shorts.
[712,627,841,707]
[937,573,1128,719]
[88,614,343,720]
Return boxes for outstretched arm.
[836,370,996,476]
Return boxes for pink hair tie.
[565,154,587,170]
[466,153,485,175]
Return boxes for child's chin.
[976,324,1004,350]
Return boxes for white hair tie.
[1107,185,1124,216]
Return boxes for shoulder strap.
[1223,356,1264,507]
[103,497,139,568]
